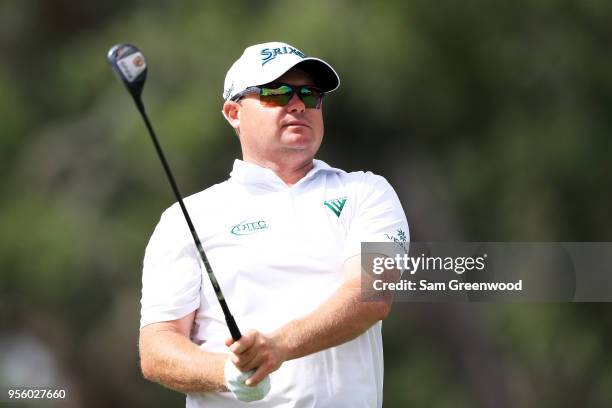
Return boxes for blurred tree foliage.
[1,0,612,406]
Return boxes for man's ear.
[222,101,241,131]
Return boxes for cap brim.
[293,58,340,93]
[255,58,340,93]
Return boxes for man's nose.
[286,92,305,113]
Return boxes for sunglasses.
[232,83,325,109]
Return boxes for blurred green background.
[1,0,612,407]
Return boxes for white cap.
[223,41,340,101]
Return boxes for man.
[139,41,409,407]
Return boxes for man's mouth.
[282,120,310,128]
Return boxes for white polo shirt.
[141,159,409,408]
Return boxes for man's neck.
[242,155,314,187]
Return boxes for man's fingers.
[230,339,250,354]
[237,352,265,372]
[230,329,257,354]
[232,349,259,370]
[245,364,271,387]
[224,337,234,347]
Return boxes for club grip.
[226,314,242,341]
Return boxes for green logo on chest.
[324,197,347,218]
[231,220,268,235]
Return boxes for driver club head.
[107,43,147,101]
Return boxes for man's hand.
[225,329,287,386]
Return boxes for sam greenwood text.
[373,279,523,292]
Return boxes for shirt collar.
[230,159,344,189]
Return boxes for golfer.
[138,41,409,407]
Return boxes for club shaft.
[134,98,242,341]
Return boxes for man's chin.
[281,133,316,149]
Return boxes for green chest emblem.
[324,196,347,218]
[231,220,268,235]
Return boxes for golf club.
[107,43,242,341]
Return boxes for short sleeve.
[343,173,409,260]
[140,206,202,328]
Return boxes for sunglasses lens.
[259,84,324,108]
[260,85,293,106]
[300,87,323,109]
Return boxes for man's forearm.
[272,277,390,361]
[139,324,228,393]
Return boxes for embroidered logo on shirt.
[324,197,347,218]
[231,220,269,235]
